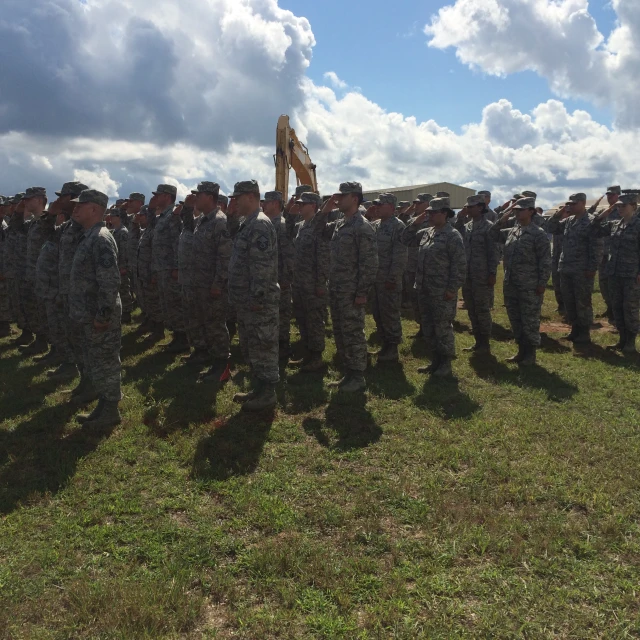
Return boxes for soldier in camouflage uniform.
[547,192,598,345]
[136,206,164,340]
[228,180,280,412]
[371,192,407,362]
[591,193,640,354]
[478,190,497,223]
[188,182,233,383]
[67,189,122,429]
[0,197,11,337]
[21,187,55,355]
[284,184,313,241]
[454,194,500,353]
[490,197,552,365]
[125,193,145,316]
[401,197,466,377]
[149,184,188,353]
[263,191,295,359]
[322,182,378,392]
[289,192,330,372]
[550,202,570,317]
[107,207,132,324]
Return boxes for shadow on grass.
[191,409,275,481]
[367,361,415,400]
[491,322,514,342]
[573,341,639,369]
[412,374,481,420]
[0,402,115,514]
[469,352,579,401]
[279,369,329,414]
[302,393,382,451]
[540,333,572,354]
[0,355,51,422]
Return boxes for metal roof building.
[363,182,476,209]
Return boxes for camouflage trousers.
[462,279,493,338]
[60,293,84,366]
[20,280,48,337]
[82,319,122,402]
[503,282,543,347]
[372,283,403,344]
[137,280,163,323]
[0,279,10,323]
[279,286,292,345]
[560,271,594,327]
[45,297,73,363]
[329,291,368,372]
[552,263,563,309]
[7,279,27,328]
[119,270,133,314]
[403,271,420,321]
[292,286,326,353]
[192,287,230,360]
[157,271,185,332]
[417,288,457,358]
[181,285,207,351]
[236,304,280,384]
[599,261,611,308]
[610,276,640,334]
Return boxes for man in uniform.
[107,206,132,323]
[68,189,122,428]
[478,190,497,222]
[262,191,295,359]
[189,181,232,382]
[455,194,500,353]
[323,182,378,392]
[125,193,145,316]
[371,193,407,362]
[228,180,280,411]
[149,184,188,353]
[284,184,313,240]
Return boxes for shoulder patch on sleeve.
[256,234,269,251]
[98,245,116,268]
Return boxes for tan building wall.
[363,181,476,209]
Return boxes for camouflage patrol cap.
[513,193,522,199]
[115,199,126,207]
[138,204,152,217]
[616,193,638,206]
[521,190,537,198]
[218,194,229,206]
[264,191,284,202]
[512,197,536,210]
[295,184,314,198]
[426,197,451,211]
[606,185,621,195]
[334,182,363,195]
[11,193,25,204]
[568,193,587,202]
[55,181,88,198]
[398,201,410,207]
[435,191,450,198]
[232,180,260,197]
[374,193,397,207]
[466,194,485,207]
[296,192,322,206]
[24,186,47,200]
[70,189,109,209]
[152,184,177,196]
[478,190,491,197]
[413,193,433,204]
[191,181,220,196]
[129,192,146,203]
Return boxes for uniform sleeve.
[279,224,295,287]
[590,218,612,238]
[535,233,552,288]
[400,223,422,247]
[485,223,500,276]
[447,232,467,292]
[388,222,408,283]
[213,219,232,290]
[545,216,565,235]
[355,224,378,298]
[489,224,509,245]
[93,235,121,323]
[248,223,277,302]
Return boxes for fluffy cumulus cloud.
[425,0,640,128]
[0,0,638,208]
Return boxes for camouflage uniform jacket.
[191,208,232,290]
[151,205,181,273]
[69,221,121,324]
[325,210,378,297]
[405,216,430,272]
[455,216,500,280]
[592,215,640,279]
[177,209,196,287]
[228,210,280,308]
[58,219,85,296]
[35,224,62,300]
[112,225,129,271]
[546,214,598,274]
[3,213,29,279]
[374,216,407,285]
[401,222,466,293]
[293,215,330,292]
[25,216,55,282]
[490,223,551,288]
[272,215,295,288]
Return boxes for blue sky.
[280,0,615,131]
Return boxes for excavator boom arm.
[275,115,317,201]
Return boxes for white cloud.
[73,169,120,197]
[323,71,347,89]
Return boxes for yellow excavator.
[274,114,318,201]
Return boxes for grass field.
[1,280,640,639]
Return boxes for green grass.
[2,278,640,639]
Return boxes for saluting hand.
[93,319,110,332]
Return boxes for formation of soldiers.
[1,179,638,424]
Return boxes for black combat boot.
[431,357,453,377]
[562,325,578,341]
[622,332,637,355]
[76,397,105,424]
[377,343,399,362]
[301,351,325,373]
[607,328,626,351]
[519,343,537,366]
[418,353,441,374]
[165,332,189,353]
[572,325,591,345]
[200,359,231,383]
[84,400,122,429]
[506,341,525,363]
[242,383,277,412]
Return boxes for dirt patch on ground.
[540,321,617,334]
